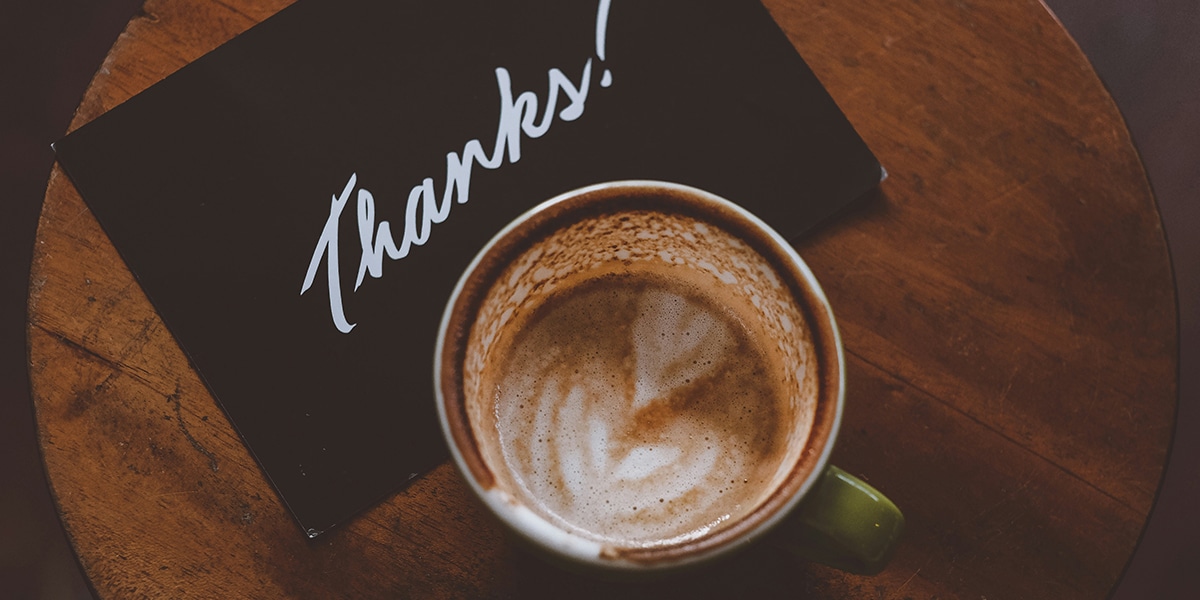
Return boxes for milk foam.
[493,275,787,547]
[631,288,733,410]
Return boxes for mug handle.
[770,466,905,574]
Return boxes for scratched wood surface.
[27,0,1177,597]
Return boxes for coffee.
[490,271,789,546]
[438,183,907,574]
[453,200,822,552]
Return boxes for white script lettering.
[300,1,614,332]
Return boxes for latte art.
[448,195,825,560]
[440,185,897,574]
[493,274,788,546]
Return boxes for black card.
[53,0,881,536]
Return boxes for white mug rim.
[434,180,845,571]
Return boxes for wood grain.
[28,0,1176,597]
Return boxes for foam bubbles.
[492,275,789,547]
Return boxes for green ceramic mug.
[436,181,903,575]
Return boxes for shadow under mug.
[435,181,903,575]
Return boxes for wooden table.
[27,0,1177,597]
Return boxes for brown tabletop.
[27,0,1178,598]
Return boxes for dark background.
[1,0,1195,597]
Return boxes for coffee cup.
[435,181,903,575]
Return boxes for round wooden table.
[28,0,1177,597]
